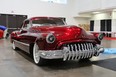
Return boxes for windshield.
[32,18,65,26]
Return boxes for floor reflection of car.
[10,17,104,65]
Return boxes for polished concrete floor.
[0,39,116,77]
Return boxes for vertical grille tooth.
[89,43,93,57]
[88,43,91,58]
[71,45,75,60]
[67,45,71,60]
[91,43,94,56]
[78,44,81,60]
[85,43,88,58]
[87,43,89,58]
[82,44,84,58]
[64,42,95,60]
[86,43,88,58]
[83,43,85,58]
[82,43,86,58]
[83,43,87,58]
[87,43,91,58]
[81,44,84,58]
[91,43,94,57]
[88,43,90,58]
[75,44,78,60]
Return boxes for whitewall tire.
[12,41,18,50]
[33,43,44,65]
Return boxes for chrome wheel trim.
[33,43,40,64]
[12,41,16,50]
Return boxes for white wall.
[91,13,111,20]
[101,0,116,9]
[90,12,116,32]
[112,11,116,19]
[1,0,116,26]
[74,17,90,25]
[0,0,67,16]
[90,13,111,32]
[112,12,116,32]
[70,0,116,26]
[74,0,116,32]
[0,0,75,25]
[94,20,100,32]
[74,0,101,14]
[112,19,116,32]
[74,0,116,14]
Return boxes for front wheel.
[33,43,45,65]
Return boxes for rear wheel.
[33,43,45,65]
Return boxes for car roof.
[30,16,62,20]
[23,16,64,23]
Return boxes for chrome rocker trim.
[39,44,104,61]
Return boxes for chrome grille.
[64,43,96,60]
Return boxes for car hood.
[31,25,96,41]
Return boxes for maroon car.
[10,17,104,65]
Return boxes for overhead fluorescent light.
[92,12,100,14]
[113,9,116,12]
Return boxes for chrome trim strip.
[14,40,29,47]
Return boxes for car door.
[16,20,32,53]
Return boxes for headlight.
[98,33,104,41]
[46,33,56,43]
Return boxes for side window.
[22,20,31,29]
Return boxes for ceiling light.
[92,12,100,14]
[113,9,116,12]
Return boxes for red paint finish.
[0,30,3,38]
[11,17,100,51]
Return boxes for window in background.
[40,0,67,4]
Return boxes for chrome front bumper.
[39,44,104,61]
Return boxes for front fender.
[35,33,58,50]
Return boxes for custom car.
[10,17,104,65]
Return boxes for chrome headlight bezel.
[46,33,56,43]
